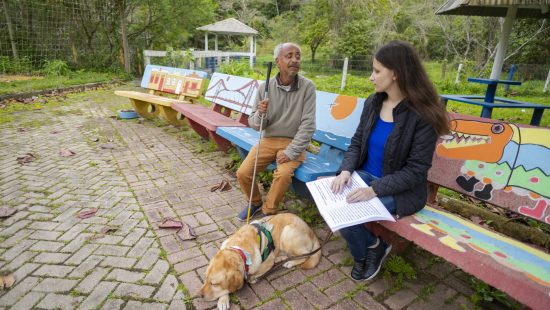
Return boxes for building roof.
[197,18,258,35]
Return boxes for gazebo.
[196,18,259,69]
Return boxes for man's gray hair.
[273,43,301,59]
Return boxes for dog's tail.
[300,234,321,270]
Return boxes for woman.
[330,41,448,281]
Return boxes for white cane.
[246,62,273,224]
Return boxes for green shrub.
[42,60,71,76]
[0,56,33,74]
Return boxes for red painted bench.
[369,113,550,309]
[115,65,207,126]
[171,72,259,152]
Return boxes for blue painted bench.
[171,73,260,152]
[115,65,207,126]
[370,113,550,309]
[216,90,366,196]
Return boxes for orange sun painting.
[330,95,357,120]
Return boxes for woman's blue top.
[361,116,394,177]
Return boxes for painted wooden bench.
[171,72,259,152]
[369,113,550,310]
[115,65,207,126]
[215,90,366,196]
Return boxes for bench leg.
[530,108,544,126]
[130,99,159,119]
[208,132,231,152]
[158,105,186,127]
[480,106,493,119]
[185,118,210,140]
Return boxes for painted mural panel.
[315,91,365,139]
[141,65,208,89]
[204,73,259,115]
[430,113,550,224]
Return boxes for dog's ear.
[226,269,245,292]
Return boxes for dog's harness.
[229,246,252,278]
[251,223,275,262]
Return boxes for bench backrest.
[429,113,550,224]
[312,91,366,162]
[204,72,260,123]
[141,65,208,100]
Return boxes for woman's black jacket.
[337,93,439,218]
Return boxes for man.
[236,42,316,221]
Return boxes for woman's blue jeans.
[338,170,396,261]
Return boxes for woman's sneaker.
[237,203,262,222]
[363,238,392,280]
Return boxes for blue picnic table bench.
[441,77,550,126]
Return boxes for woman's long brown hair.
[375,41,449,136]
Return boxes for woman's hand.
[331,171,351,193]
[346,187,377,203]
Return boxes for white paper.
[306,172,395,232]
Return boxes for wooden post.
[455,63,463,84]
[441,59,447,80]
[215,35,218,51]
[341,57,349,91]
[544,68,550,93]
[205,33,208,51]
[249,36,254,68]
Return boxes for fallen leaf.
[0,274,16,290]
[59,149,76,157]
[100,225,118,234]
[16,153,36,165]
[78,208,98,219]
[176,224,197,241]
[16,128,30,132]
[50,130,60,134]
[91,137,99,142]
[159,218,183,229]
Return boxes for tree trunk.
[311,46,316,63]
[118,0,131,74]
[2,0,18,59]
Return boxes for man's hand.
[276,151,290,164]
[330,171,351,194]
[346,187,377,203]
[257,98,268,115]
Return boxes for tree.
[298,0,330,62]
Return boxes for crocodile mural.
[435,118,550,224]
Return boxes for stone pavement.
[0,86,477,309]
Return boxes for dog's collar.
[251,223,275,262]
[229,246,252,277]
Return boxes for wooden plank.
[172,103,246,131]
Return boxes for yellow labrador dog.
[198,213,321,309]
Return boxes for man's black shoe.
[363,238,392,281]
[351,259,366,280]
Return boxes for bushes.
[42,60,71,76]
[0,56,33,74]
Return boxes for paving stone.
[68,254,104,278]
[100,256,136,269]
[30,241,65,252]
[95,244,131,256]
[28,230,62,241]
[3,250,38,270]
[324,279,357,302]
[282,288,315,310]
[127,237,154,257]
[134,247,160,270]
[33,252,70,264]
[270,269,306,290]
[153,274,179,302]
[10,291,45,310]
[114,283,155,299]
[0,276,40,306]
[12,262,41,282]
[79,281,118,310]
[296,282,333,309]
[107,268,145,283]
[33,265,74,278]
[385,288,418,310]
[143,259,169,284]
[76,267,109,294]
[33,278,78,293]
[36,293,84,310]
[312,268,347,289]
[352,291,387,310]
[102,298,126,310]
[255,297,286,310]
[178,271,204,297]
[174,255,209,273]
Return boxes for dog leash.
[249,229,334,282]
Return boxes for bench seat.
[373,206,550,310]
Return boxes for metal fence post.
[341,57,349,91]
[505,64,516,93]
[455,63,463,84]
[544,68,550,93]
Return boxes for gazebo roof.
[197,18,258,35]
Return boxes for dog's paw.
[248,276,258,284]
[283,261,299,269]
[217,295,230,310]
